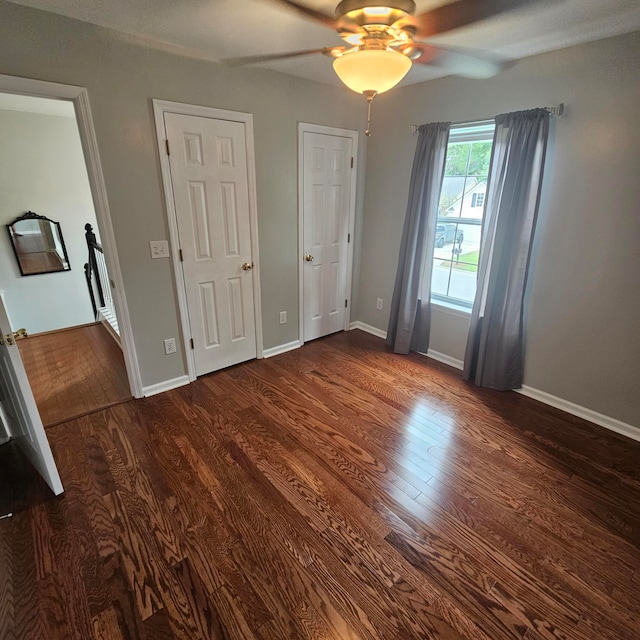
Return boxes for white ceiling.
[9,0,640,86]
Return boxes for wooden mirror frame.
[7,211,71,276]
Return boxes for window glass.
[431,123,495,308]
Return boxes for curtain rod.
[410,103,564,134]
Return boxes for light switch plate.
[150,240,170,259]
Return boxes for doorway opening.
[0,76,142,431]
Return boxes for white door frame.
[298,123,358,345]
[153,100,264,382]
[0,74,144,398]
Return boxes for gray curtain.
[463,108,549,389]
[386,122,451,354]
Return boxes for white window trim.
[431,300,472,318]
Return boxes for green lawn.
[440,249,479,272]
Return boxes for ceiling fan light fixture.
[336,0,416,18]
[333,48,412,95]
[362,7,394,17]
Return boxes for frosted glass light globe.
[333,49,412,95]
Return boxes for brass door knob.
[2,327,28,346]
[242,262,253,271]
[304,254,314,262]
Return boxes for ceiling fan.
[224,0,539,133]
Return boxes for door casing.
[298,123,358,345]
[0,74,143,398]
[153,100,263,381]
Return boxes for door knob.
[304,254,314,262]
[1,328,27,346]
[242,262,253,271]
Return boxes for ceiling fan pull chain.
[364,90,377,137]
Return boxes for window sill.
[431,299,471,319]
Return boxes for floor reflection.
[400,400,454,501]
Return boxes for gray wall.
[0,109,98,333]
[357,32,640,427]
[0,1,365,387]
[1,1,637,428]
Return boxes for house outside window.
[431,122,495,308]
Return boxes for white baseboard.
[349,321,387,339]
[348,322,466,372]
[143,375,190,397]
[263,340,301,358]
[98,309,121,348]
[426,349,464,370]
[350,319,639,443]
[517,385,640,443]
[428,358,639,442]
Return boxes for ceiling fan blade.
[411,42,511,78]
[265,0,339,29]
[222,48,339,67]
[414,0,539,39]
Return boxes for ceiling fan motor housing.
[335,0,418,48]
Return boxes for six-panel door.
[165,112,257,376]
[302,131,353,342]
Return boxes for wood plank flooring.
[18,323,132,427]
[2,329,639,639]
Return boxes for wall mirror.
[7,211,71,276]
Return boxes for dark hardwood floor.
[18,323,132,427]
[2,329,639,639]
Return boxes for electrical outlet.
[376,298,383,310]
[150,240,170,259]
[279,311,287,324]
[164,338,176,355]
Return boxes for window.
[431,122,495,308]
[471,192,484,207]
